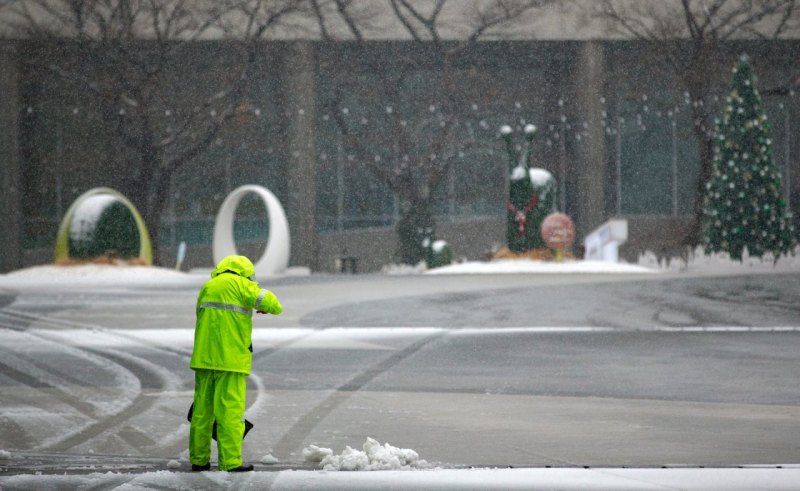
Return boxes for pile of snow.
[382,262,428,275]
[410,245,800,276]
[303,437,431,471]
[261,454,280,465]
[430,240,448,253]
[0,264,205,290]
[68,195,118,243]
[529,168,554,187]
[302,445,333,463]
[0,449,11,459]
[426,259,655,275]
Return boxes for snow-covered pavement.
[1,259,800,489]
[2,464,800,490]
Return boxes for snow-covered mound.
[303,437,431,471]
[261,454,280,465]
[426,259,655,275]
[0,264,205,290]
[2,466,800,489]
[422,246,800,276]
[302,444,334,463]
[637,246,800,273]
[382,262,429,275]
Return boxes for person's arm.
[255,289,282,315]
[249,282,282,315]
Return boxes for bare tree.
[592,0,799,245]
[309,0,558,264]
[1,0,306,264]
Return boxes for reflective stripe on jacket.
[190,255,283,375]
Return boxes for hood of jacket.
[211,255,256,280]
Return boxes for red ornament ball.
[540,213,576,250]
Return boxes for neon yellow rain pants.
[189,369,246,470]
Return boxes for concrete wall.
[619,216,695,263]
[284,41,319,271]
[316,217,506,273]
[0,43,22,274]
[9,38,789,274]
[573,41,608,238]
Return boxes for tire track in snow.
[0,325,126,417]
[0,352,100,419]
[270,330,445,459]
[0,307,297,457]
[2,307,361,459]
[0,307,181,453]
[0,319,136,450]
[0,413,31,450]
[40,348,169,452]
[0,310,33,331]
[0,324,153,451]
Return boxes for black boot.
[191,463,211,472]
[227,464,254,472]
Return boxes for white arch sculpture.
[213,185,290,277]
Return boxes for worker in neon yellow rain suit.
[189,255,282,472]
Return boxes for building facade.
[1,36,799,272]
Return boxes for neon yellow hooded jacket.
[190,255,282,375]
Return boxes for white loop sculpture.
[213,185,290,277]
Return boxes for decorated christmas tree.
[702,55,796,261]
[501,124,558,252]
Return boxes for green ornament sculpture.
[501,124,558,252]
[54,187,152,264]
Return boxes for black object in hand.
[187,403,254,440]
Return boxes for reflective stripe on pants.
[189,369,246,470]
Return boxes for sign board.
[584,219,628,262]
